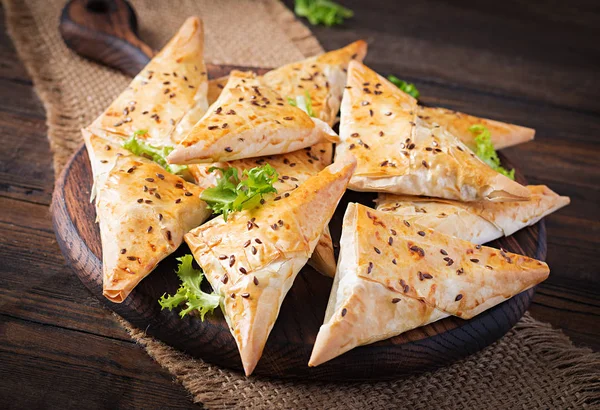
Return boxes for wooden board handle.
[59,0,153,77]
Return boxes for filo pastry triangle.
[189,147,337,277]
[184,156,357,375]
[309,203,549,367]
[88,16,209,148]
[187,42,368,277]
[167,71,339,164]
[336,61,530,202]
[376,186,570,245]
[417,106,535,151]
[95,153,211,303]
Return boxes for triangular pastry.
[167,71,339,164]
[262,40,367,127]
[376,186,570,244]
[88,17,209,147]
[336,61,530,202]
[185,156,357,375]
[309,203,549,366]
[96,155,211,303]
[418,106,535,151]
[189,147,336,277]
[191,42,367,276]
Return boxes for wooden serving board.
[51,135,545,381]
[52,0,545,381]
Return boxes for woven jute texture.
[4,0,600,408]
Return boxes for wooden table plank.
[1,1,599,407]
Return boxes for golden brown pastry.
[418,106,535,151]
[88,17,209,147]
[336,61,531,202]
[168,71,339,164]
[309,203,550,367]
[96,155,211,303]
[185,156,357,375]
[188,147,336,277]
[193,42,368,276]
[376,186,570,244]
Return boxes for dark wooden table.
[1,1,599,408]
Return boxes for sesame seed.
[367,262,373,274]
[255,238,262,244]
[239,267,247,274]
[422,160,429,168]
[137,198,143,203]
[374,247,381,254]
[455,294,463,301]
[229,255,235,267]
[184,192,193,196]
[470,258,480,263]
[253,276,259,286]
[247,221,253,231]
[166,231,172,241]
[127,167,136,173]
[219,255,227,260]
[391,229,397,236]
[392,298,401,304]
[127,256,137,261]
[440,249,448,255]
[418,231,426,237]
[221,274,228,284]
[154,193,161,199]
[156,173,165,180]
[388,237,393,246]
[404,220,410,227]
[351,132,359,138]
[283,116,293,120]
[392,258,397,265]
[145,177,154,182]
[147,226,153,233]
[224,147,233,152]
[251,246,257,255]
[341,308,347,317]
[215,107,222,114]
[241,293,250,298]
[456,268,464,275]
[208,125,218,130]
[120,249,127,254]
[175,198,181,204]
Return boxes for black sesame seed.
[418,231,426,237]
[229,255,235,267]
[221,274,228,284]
[392,298,401,304]
[239,267,247,274]
[184,192,193,196]
[367,262,373,274]
[241,293,250,298]
[470,258,480,263]
[455,294,463,301]
[253,276,259,286]
[120,249,127,254]
[341,308,347,317]
[404,220,410,227]
[440,249,448,255]
[374,247,381,254]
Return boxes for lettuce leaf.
[294,0,353,27]
[158,255,220,319]
[200,164,278,221]
[469,124,515,180]
[288,91,314,117]
[122,131,187,175]
[387,75,420,99]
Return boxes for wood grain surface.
[52,140,541,380]
[1,0,599,407]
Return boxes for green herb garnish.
[158,254,220,319]
[469,124,515,180]
[200,164,278,221]
[122,131,187,175]
[287,91,314,117]
[387,75,420,99]
[294,0,353,27]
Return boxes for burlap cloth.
[4,0,599,408]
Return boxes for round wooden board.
[51,66,545,381]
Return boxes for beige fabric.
[5,0,599,408]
